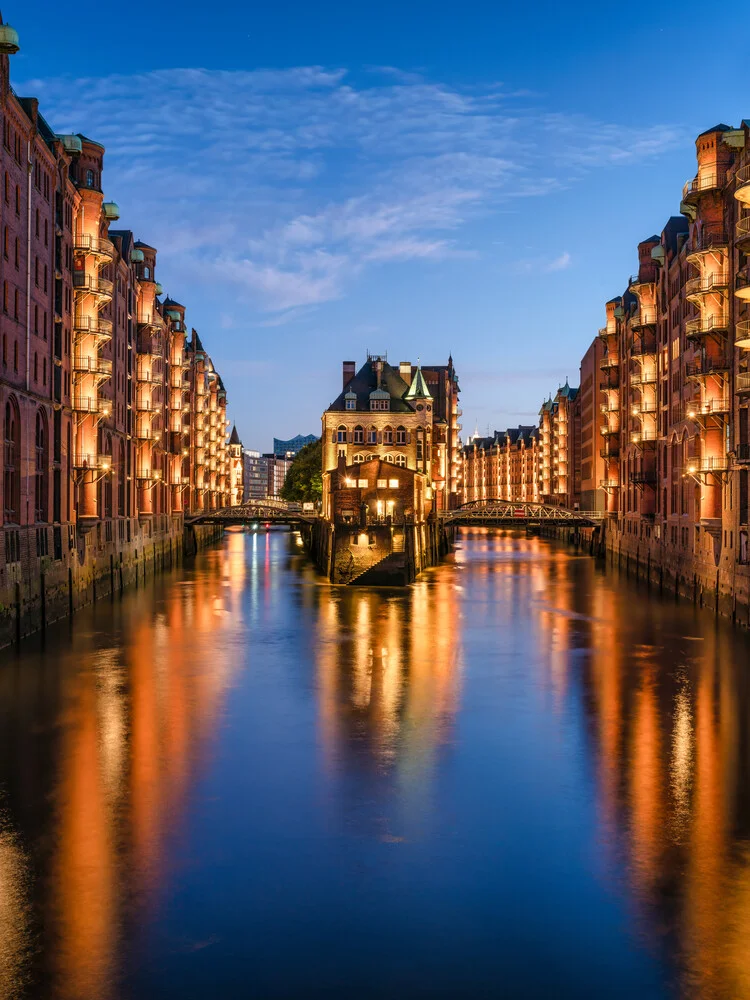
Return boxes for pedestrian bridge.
[187,499,317,525]
[439,500,604,527]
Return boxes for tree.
[279,439,322,503]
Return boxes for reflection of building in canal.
[558,561,750,999]
[313,569,461,802]
[0,539,244,999]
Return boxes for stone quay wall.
[0,519,223,648]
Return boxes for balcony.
[736,372,750,395]
[736,320,750,349]
[685,313,728,338]
[685,355,731,377]
[599,478,620,489]
[682,171,727,203]
[600,445,620,459]
[72,395,110,417]
[631,308,657,329]
[685,230,728,260]
[630,471,657,486]
[598,326,612,339]
[630,341,657,358]
[135,469,162,483]
[735,164,750,206]
[135,427,157,441]
[600,353,619,369]
[736,273,750,301]
[73,234,115,259]
[600,423,620,437]
[686,456,729,474]
[72,353,113,378]
[602,368,620,389]
[684,397,730,421]
[685,273,729,298]
[71,453,110,470]
[631,400,657,415]
[629,274,656,294]
[73,315,112,339]
[138,335,164,359]
[737,216,750,246]
[600,403,619,414]
[629,369,657,385]
[72,273,113,299]
[135,368,162,384]
[631,430,658,447]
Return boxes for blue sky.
[12,1,750,449]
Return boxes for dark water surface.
[2,528,750,999]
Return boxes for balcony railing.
[684,398,730,420]
[599,478,620,488]
[135,469,162,482]
[685,314,728,337]
[600,446,620,459]
[689,456,729,474]
[685,355,731,377]
[685,273,729,297]
[631,430,658,445]
[72,234,115,259]
[630,341,657,358]
[685,230,728,256]
[73,315,112,338]
[71,453,109,470]
[630,471,657,485]
[737,216,750,244]
[135,368,162,384]
[631,401,657,415]
[631,308,657,328]
[600,424,620,437]
[736,320,750,348]
[682,171,727,202]
[600,353,619,369]
[629,273,656,291]
[72,395,106,414]
[736,372,750,395]
[736,273,750,299]
[72,354,113,377]
[72,273,113,298]
[629,370,657,385]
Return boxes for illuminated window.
[357,479,368,488]
[389,478,399,488]
[353,425,364,444]
[337,425,347,443]
[353,454,364,463]
[383,426,393,444]
[395,455,406,467]
[377,479,387,488]
[367,427,377,444]
[396,426,407,444]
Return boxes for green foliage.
[279,439,323,503]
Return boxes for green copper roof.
[404,366,432,400]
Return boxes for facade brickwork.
[0,41,232,645]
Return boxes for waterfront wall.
[0,518,222,648]
[307,518,448,585]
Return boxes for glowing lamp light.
[100,456,111,471]
[154,470,162,480]
[688,410,696,419]
[344,477,357,488]
[688,464,697,475]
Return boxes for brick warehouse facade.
[0,32,230,645]
[462,120,750,623]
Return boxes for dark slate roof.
[663,215,690,256]
[76,133,105,149]
[328,358,415,413]
[134,241,157,251]
[229,424,241,445]
[187,329,206,354]
[698,123,732,137]
[163,297,184,309]
[642,235,660,244]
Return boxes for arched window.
[395,455,407,467]
[3,397,20,522]
[144,266,150,280]
[383,426,393,445]
[396,426,407,445]
[353,425,364,444]
[85,169,95,188]
[383,454,395,464]
[118,440,126,516]
[337,425,347,443]
[367,426,377,444]
[34,409,48,522]
[353,453,365,463]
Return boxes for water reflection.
[1,528,750,997]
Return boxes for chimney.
[399,361,412,386]
[343,361,355,389]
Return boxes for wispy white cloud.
[20,66,683,314]
[513,250,572,274]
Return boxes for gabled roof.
[698,123,732,137]
[328,358,414,413]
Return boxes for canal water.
[2,528,750,999]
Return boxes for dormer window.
[344,389,357,411]
[369,388,390,411]
[346,398,355,410]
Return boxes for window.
[367,427,377,444]
[377,479,387,488]
[86,169,95,188]
[396,426,407,444]
[353,454,364,463]
[345,397,355,410]
[357,479,368,488]
[388,479,399,488]
[353,425,364,444]
[337,425,347,443]
[34,410,48,522]
[4,398,20,522]
[395,455,407,467]
[383,426,393,445]
[144,266,150,279]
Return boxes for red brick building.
[0,27,231,644]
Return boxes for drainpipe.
[25,136,32,391]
